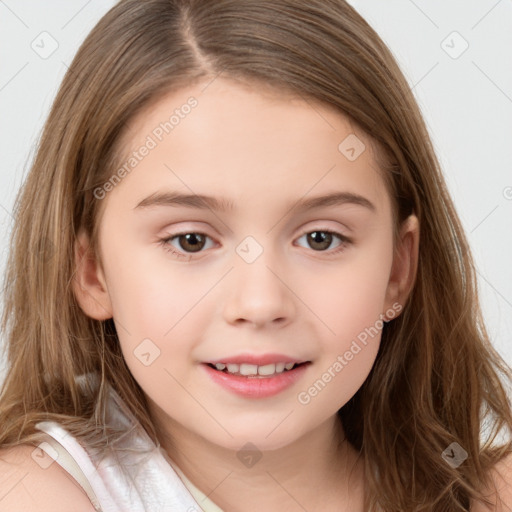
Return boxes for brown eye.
[175,233,207,253]
[306,231,333,251]
[296,229,350,254]
[160,228,351,260]
[160,232,214,257]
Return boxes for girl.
[1,0,511,510]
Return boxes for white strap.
[167,459,224,512]
[36,432,102,511]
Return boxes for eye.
[159,232,214,258]
[158,228,352,259]
[295,230,351,256]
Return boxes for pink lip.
[204,353,310,366]
[201,362,311,399]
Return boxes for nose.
[222,251,295,328]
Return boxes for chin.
[197,419,307,453]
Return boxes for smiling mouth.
[205,361,310,378]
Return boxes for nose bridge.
[223,234,294,326]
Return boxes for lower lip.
[201,363,310,398]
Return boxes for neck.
[152,408,363,512]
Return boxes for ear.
[383,214,419,318]
[72,229,113,320]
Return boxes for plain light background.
[0,1,511,386]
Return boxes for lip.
[204,353,310,366]
[201,361,311,398]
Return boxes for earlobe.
[72,229,113,320]
[384,214,420,317]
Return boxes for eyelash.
[158,228,352,259]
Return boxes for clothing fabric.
[35,380,224,512]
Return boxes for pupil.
[181,233,204,252]
[308,231,331,251]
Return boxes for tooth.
[275,362,286,373]
[214,363,226,370]
[240,364,258,376]
[284,362,294,371]
[226,363,239,373]
[258,364,276,376]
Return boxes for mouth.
[204,361,311,378]
[201,361,312,398]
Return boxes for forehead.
[104,77,389,218]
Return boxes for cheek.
[296,261,389,412]
[294,234,392,410]
[105,247,195,332]
[304,239,393,341]
[298,338,379,415]
[105,249,212,376]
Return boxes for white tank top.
[34,382,224,512]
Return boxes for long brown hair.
[1,1,511,510]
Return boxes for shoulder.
[0,444,97,512]
[471,452,512,512]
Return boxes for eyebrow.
[133,190,376,213]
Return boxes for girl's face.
[75,77,418,451]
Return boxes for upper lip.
[204,353,310,366]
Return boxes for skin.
[73,77,419,511]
